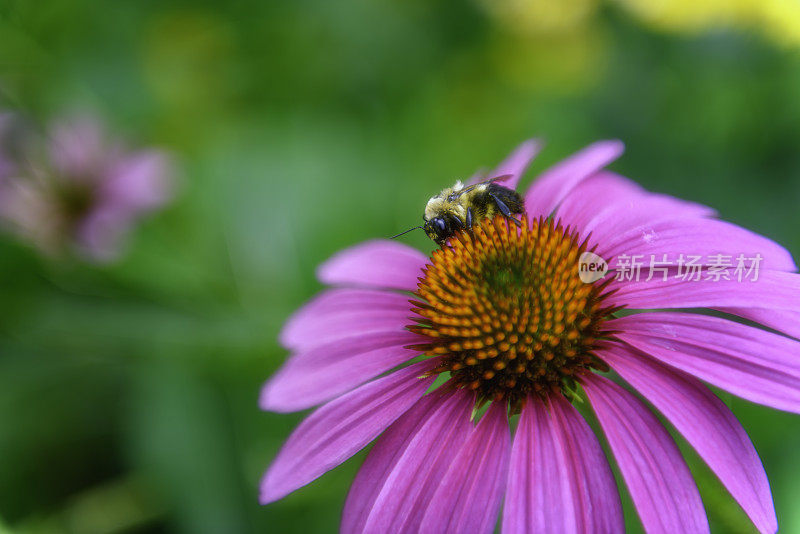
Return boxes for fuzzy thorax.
[424,181,473,221]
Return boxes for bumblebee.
[393,175,526,246]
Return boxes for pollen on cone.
[410,215,616,409]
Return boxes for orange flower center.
[408,215,617,410]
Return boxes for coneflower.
[261,140,797,534]
[0,114,174,261]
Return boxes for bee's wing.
[483,173,513,184]
[456,174,513,195]
[465,169,514,187]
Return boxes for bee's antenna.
[391,226,424,239]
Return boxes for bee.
[393,175,526,246]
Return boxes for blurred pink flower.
[260,140,798,533]
[0,113,175,261]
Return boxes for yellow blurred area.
[615,0,758,30]
[141,9,237,144]
[617,0,800,46]
[480,0,800,47]
[477,0,598,35]
[489,28,609,93]
[476,0,608,92]
[760,0,800,46]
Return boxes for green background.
[1,1,800,533]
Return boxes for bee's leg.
[465,207,473,229]
[491,194,522,226]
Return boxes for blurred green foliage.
[1,1,800,533]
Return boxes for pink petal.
[468,139,542,190]
[600,344,777,533]
[504,396,570,533]
[606,270,800,312]
[582,374,709,534]
[717,307,800,341]
[611,312,800,414]
[547,395,624,532]
[581,194,716,246]
[600,218,796,273]
[104,150,175,213]
[75,207,133,262]
[554,171,646,232]
[317,240,427,291]
[281,309,409,352]
[524,140,625,218]
[261,330,424,413]
[48,117,108,181]
[341,394,442,534]
[259,360,436,504]
[420,401,510,534]
[341,389,474,534]
[279,288,412,350]
[502,395,623,534]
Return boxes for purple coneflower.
[260,140,798,533]
[0,113,174,261]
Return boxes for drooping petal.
[75,206,134,262]
[548,395,625,533]
[717,307,800,341]
[279,288,412,350]
[582,374,709,534]
[524,140,624,218]
[610,312,800,414]
[581,194,715,247]
[606,270,800,312]
[600,344,777,534]
[420,401,510,534]
[261,330,424,413]
[341,394,441,534]
[504,396,568,534]
[317,240,427,291]
[502,395,623,534]
[259,360,436,504]
[341,389,474,534]
[600,218,796,273]
[554,171,646,232]
[0,172,64,255]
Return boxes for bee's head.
[423,217,449,245]
[391,215,452,246]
